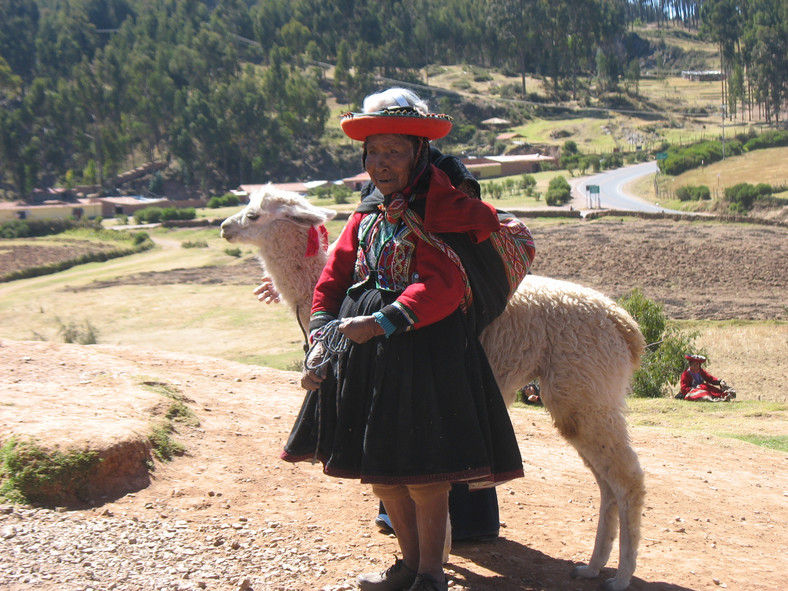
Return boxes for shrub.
[521,174,537,193]
[675,185,711,201]
[134,206,195,224]
[149,171,164,195]
[206,193,241,208]
[57,318,98,344]
[0,218,101,239]
[562,140,579,154]
[659,139,743,176]
[618,288,701,398]
[545,175,571,206]
[725,182,771,210]
[744,130,788,151]
[1,229,154,283]
[148,421,186,461]
[728,202,748,215]
[310,184,352,205]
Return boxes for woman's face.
[364,134,416,196]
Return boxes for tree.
[0,0,40,82]
[334,39,352,99]
[0,56,22,100]
[487,0,541,95]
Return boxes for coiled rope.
[304,319,350,375]
[304,320,350,463]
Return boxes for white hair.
[362,87,430,114]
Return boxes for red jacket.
[680,367,720,396]
[311,166,499,331]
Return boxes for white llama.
[220,185,646,591]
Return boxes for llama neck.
[257,224,326,313]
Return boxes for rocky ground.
[1,338,787,591]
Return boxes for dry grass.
[670,146,788,195]
[2,223,786,404]
[681,320,788,404]
[0,228,306,371]
[625,146,788,210]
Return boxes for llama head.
[220,185,336,246]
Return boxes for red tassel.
[306,225,329,257]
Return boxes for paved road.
[572,161,682,214]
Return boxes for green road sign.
[587,184,600,194]
[656,152,668,160]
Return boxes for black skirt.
[281,288,523,486]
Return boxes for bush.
[1,228,154,283]
[148,421,186,461]
[0,218,101,239]
[134,206,195,224]
[675,185,711,201]
[545,175,571,206]
[725,182,772,210]
[659,139,744,176]
[310,184,352,205]
[206,193,241,208]
[520,174,537,194]
[182,240,208,248]
[149,171,164,195]
[744,130,788,151]
[618,288,701,398]
[57,318,98,344]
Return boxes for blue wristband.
[373,311,396,338]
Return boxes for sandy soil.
[1,339,787,591]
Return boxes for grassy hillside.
[395,26,762,167]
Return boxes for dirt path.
[2,340,787,591]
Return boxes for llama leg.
[565,415,644,591]
[571,457,617,581]
[603,445,644,591]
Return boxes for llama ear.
[282,203,337,227]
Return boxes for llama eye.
[246,213,260,220]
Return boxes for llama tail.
[610,305,647,370]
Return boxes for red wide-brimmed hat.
[685,354,707,363]
[340,106,453,141]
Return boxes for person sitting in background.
[517,381,542,405]
[678,354,736,402]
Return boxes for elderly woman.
[678,354,736,401]
[280,88,524,591]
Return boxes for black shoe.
[358,558,417,591]
[407,573,448,591]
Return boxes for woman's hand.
[301,342,327,390]
[338,316,385,344]
[253,275,280,304]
